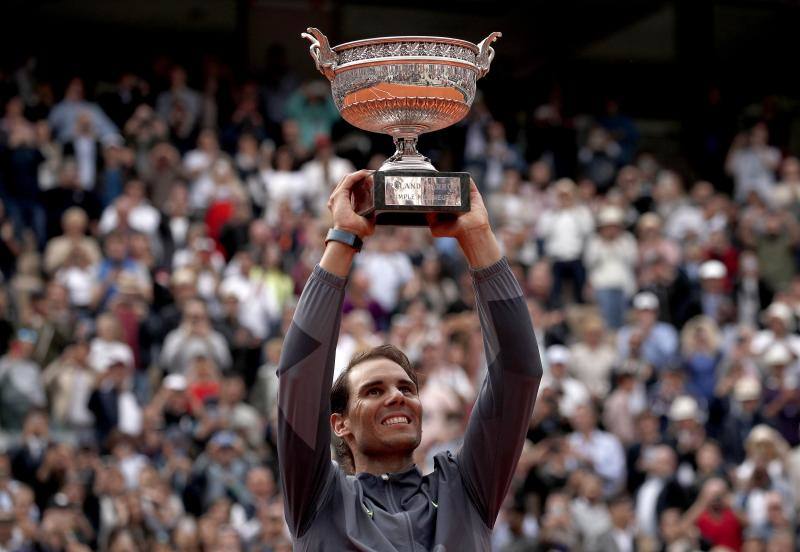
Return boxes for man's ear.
[331,413,351,439]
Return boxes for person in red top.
[682,477,744,551]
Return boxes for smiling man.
[277,170,543,551]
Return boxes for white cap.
[763,343,793,367]
[546,345,571,366]
[764,302,794,327]
[596,206,625,227]
[734,377,762,402]
[163,374,187,392]
[96,346,133,372]
[219,278,249,302]
[669,395,700,422]
[699,260,727,280]
[633,291,659,311]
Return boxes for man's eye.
[368,388,381,397]
[401,387,414,395]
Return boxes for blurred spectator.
[578,126,622,193]
[539,345,590,419]
[284,81,339,152]
[2,46,800,551]
[43,207,101,275]
[726,122,780,203]
[617,292,679,373]
[47,78,119,144]
[569,314,617,398]
[634,445,689,540]
[537,178,593,304]
[0,329,45,432]
[584,205,637,328]
[160,298,231,374]
[567,404,626,495]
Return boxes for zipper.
[385,475,416,550]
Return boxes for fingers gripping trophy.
[302,28,501,226]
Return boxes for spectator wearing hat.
[539,345,590,419]
[617,291,679,373]
[692,260,733,325]
[569,314,618,399]
[760,343,800,446]
[666,395,707,481]
[584,205,637,329]
[751,302,800,359]
[537,178,594,304]
[0,329,46,432]
[184,430,251,515]
[718,377,767,464]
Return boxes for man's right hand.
[320,170,376,277]
[327,170,376,239]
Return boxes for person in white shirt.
[725,122,780,203]
[751,302,800,359]
[256,146,307,225]
[567,403,626,495]
[537,178,594,304]
[355,230,414,313]
[584,205,637,328]
[301,136,355,216]
[98,179,161,237]
[592,494,637,552]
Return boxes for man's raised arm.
[429,182,543,528]
[277,171,375,537]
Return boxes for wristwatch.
[325,228,363,252]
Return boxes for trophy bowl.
[302,28,501,224]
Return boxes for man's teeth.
[383,416,409,426]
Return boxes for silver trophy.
[302,28,501,225]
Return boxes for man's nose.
[385,387,406,405]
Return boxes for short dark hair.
[330,344,418,472]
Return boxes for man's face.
[334,359,422,459]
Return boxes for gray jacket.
[277,258,542,551]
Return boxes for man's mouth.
[382,416,410,426]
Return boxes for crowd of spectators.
[0,50,799,552]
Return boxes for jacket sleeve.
[455,257,543,528]
[276,264,346,537]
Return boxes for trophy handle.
[301,27,338,81]
[476,32,502,78]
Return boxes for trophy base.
[353,171,471,227]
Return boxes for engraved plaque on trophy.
[302,28,501,226]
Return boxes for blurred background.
[0,1,800,551]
